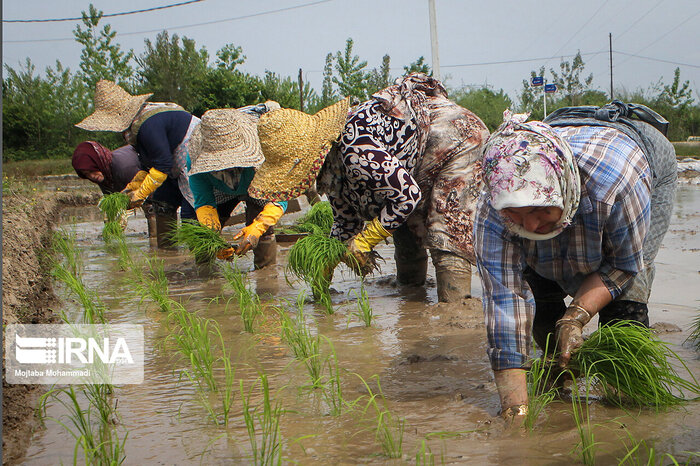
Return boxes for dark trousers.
[524,268,649,351]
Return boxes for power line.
[615,0,664,41]
[615,51,700,69]
[2,0,205,23]
[4,0,336,43]
[441,50,607,69]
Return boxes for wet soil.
[4,178,700,465]
[2,179,101,465]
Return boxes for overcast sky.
[4,0,700,104]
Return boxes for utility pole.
[298,68,304,112]
[428,0,441,80]
[609,33,614,100]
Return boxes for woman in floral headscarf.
[474,108,677,421]
[317,73,490,302]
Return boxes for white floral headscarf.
[482,110,580,240]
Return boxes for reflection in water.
[24,187,700,464]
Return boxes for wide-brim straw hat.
[188,108,264,175]
[248,97,350,201]
[75,80,153,132]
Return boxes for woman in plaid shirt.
[473,108,676,421]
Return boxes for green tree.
[73,4,134,89]
[135,31,209,111]
[366,54,392,95]
[453,86,513,131]
[403,56,431,76]
[216,43,246,71]
[549,51,593,106]
[193,68,263,116]
[320,52,336,107]
[332,38,368,100]
[657,67,694,109]
[260,71,318,111]
[517,66,546,117]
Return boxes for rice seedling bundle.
[569,321,700,408]
[169,219,229,261]
[280,201,335,236]
[286,234,348,310]
[98,193,130,223]
[102,221,123,242]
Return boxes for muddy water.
[23,186,700,465]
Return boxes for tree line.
[3,4,699,161]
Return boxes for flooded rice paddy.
[22,185,700,465]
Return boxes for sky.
[3,0,700,105]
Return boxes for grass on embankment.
[3,158,75,178]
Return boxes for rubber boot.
[155,212,178,250]
[253,235,277,270]
[393,224,428,286]
[431,249,471,303]
[142,203,158,239]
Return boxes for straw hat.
[188,108,264,175]
[75,80,153,132]
[248,97,350,201]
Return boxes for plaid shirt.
[474,125,651,370]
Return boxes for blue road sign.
[544,83,557,93]
[531,76,544,86]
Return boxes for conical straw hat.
[248,97,350,201]
[188,108,265,175]
[75,80,153,132]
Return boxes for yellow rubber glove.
[344,217,392,275]
[128,168,167,208]
[196,205,222,232]
[123,170,149,193]
[216,247,236,261]
[233,203,284,255]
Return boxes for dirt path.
[2,186,100,465]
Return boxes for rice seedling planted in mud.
[353,284,373,327]
[286,234,349,314]
[240,374,284,465]
[170,219,229,262]
[220,262,264,333]
[570,375,598,466]
[102,220,124,243]
[525,338,563,431]
[355,374,405,459]
[568,322,700,408]
[98,192,130,222]
[278,294,323,388]
[135,255,174,313]
[686,312,700,351]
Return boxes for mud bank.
[2,183,100,464]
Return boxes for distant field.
[2,159,74,178]
[673,142,700,158]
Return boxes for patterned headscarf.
[482,110,580,240]
[72,141,113,189]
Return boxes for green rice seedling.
[294,200,334,235]
[169,219,229,262]
[98,192,130,222]
[115,235,133,271]
[320,336,346,416]
[525,338,563,431]
[287,234,350,314]
[354,374,405,459]
[240,374,284,465]
[686,312,700,351]
[220,262,263,333]
[38,386,127,465]
[570,372,598,466]
[102,220,124,243]
[568,322,700,408]
[135,255,173,313]
[617,429,700,465]
[50,232,107,324]
[415,438,435,465]
[352,284,373,327]
[171,311,219,392]
[278,294,323,388]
